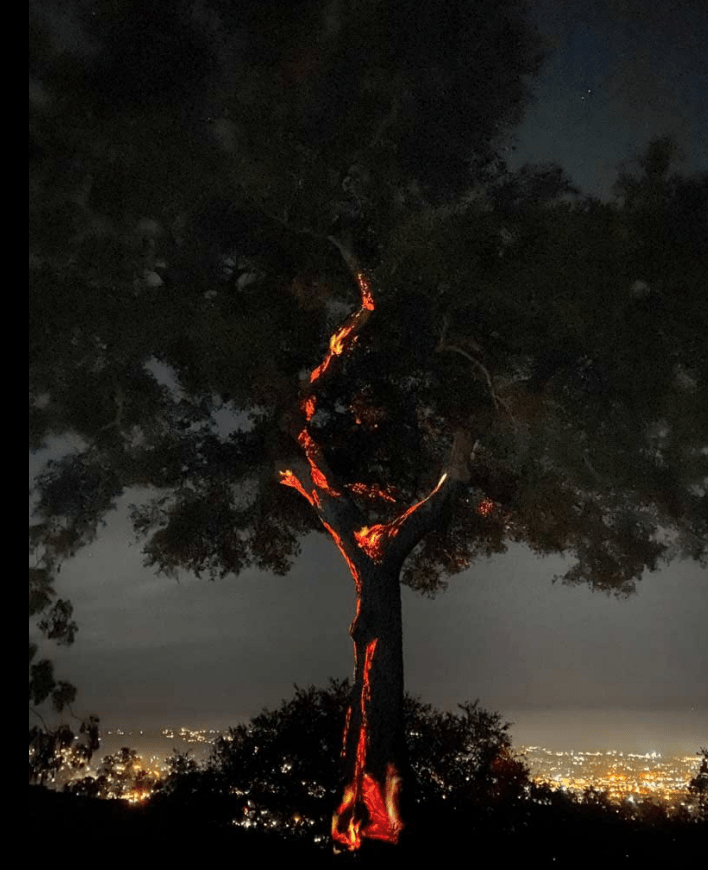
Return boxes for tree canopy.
[688,748,708,822]
[30,124,707,597]
[29,0,707,810]
[67,746,161,802]
[30,0,549,581]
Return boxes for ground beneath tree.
[29,787,704,869]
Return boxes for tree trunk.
[280,443,470,851]
[333,556,407,851]
[278,246,475,851]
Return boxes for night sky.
[31,0,708,755]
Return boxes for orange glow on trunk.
[310,314,370,384]
[332,639,404,850]
[357,272,375,311]
[279,256,503,851]
[279,469,316,508]
[301,396,317,421]
[297,429,340,496]
[321,520,361,593]
[341,705,352,758]
[280,266,440,851]
[309,275,374,385]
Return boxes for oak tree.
[30,0,707,850]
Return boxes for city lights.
[35,724,703,814]
[524,746,700,804]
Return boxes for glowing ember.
[357,272,375,311]
[310,314,368,383]
[333,767,404,850]
[341,705,352,758]
[360,766,403,841]
[322,520,361,593]
[354,524,389,562]
[308,275,374,385]
[301,396,317,421]
[348,391,386,430]
[347,482,397,503]
[279,469,316,507]
[476,496,496,516]
[297,429,340,496]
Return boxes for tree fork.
[279,237,475,851]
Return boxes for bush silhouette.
[155,679,529,844]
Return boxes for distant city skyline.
[96,708,707,760]
[90,725,704,809]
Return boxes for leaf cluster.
[688,748,708,822]
[68,746,160,801]
[30,524,98,784]
[29,715,100,787]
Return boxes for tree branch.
[387,428,477,564]
[436,315,515,421]
[328,230,364,281]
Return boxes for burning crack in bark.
[332,639,404,851]
[279,250,455,851]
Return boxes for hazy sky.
[45,484,707,754]
[508,0,708,197]
[31,1,707,755]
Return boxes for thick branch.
[387,428,474,565]
[328,230,364,282]
[281,456,363,538]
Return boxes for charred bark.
[281,439,468,850]
[334,558,407,850]
[277,238,475,851]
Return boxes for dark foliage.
[144,682,705,861]
[152,680,530,843]
[688,747,708,822]
[28,3,707,848]
[67,746,160,801]
[29,714,99,786]
[30,561,99,783]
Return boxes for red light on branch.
[279,469,316,508]
[354,524,388,562]
[297,429,341,496]
[341,705,352,758]
[280,265,407,851]
[310,318,364,383]
[301,396,317,421]
[359,766,403,842]
[322,520,361,593]
[357,272,375,312]
[354,474,448,564]
[347,482,397,503]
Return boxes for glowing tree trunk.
[279,246,472,851]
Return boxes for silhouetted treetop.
[155,680,529,839]
[30,5,706,613]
